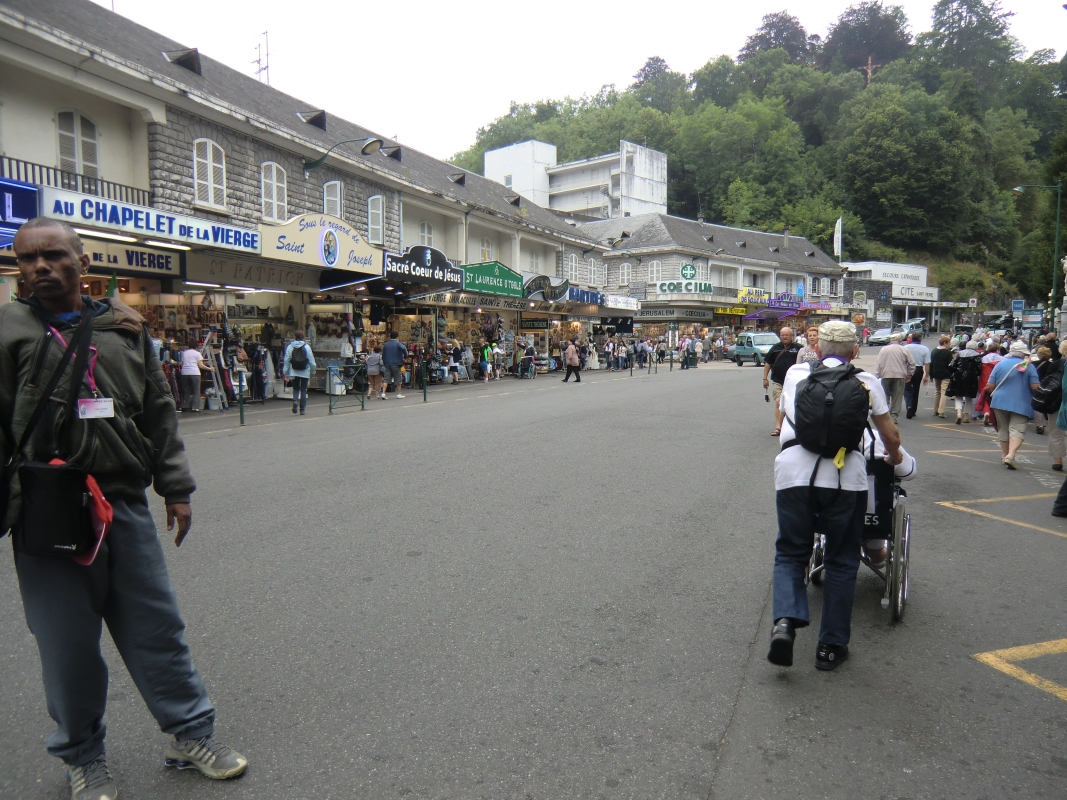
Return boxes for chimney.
[697,211,705,224]
[783,225,790,250]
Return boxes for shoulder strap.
[13,301,94,463]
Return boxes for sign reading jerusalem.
[260,214,381,276]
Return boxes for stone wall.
[147,106,401,250]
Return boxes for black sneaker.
[767,618,795,666]
[815,641,849,671]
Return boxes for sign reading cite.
[464,261,524,297]
[261,214,381,275]
[385,246,463,288]
[40,187,260,253]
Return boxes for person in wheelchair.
[519,339,536,378]
[861,428,917,567]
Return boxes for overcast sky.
[94,0,1066,163]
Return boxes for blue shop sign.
[0,178,39,249]
[568,286,604,306]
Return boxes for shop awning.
[744,307,799,320]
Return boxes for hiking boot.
[164,734,248,779]
[67,755,118,800]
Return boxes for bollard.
[422,360,427,403]
[238,372,245,426]
[670,352,673,371]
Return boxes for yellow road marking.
[936,501,1067,540]
[952,493,1057,504]
[927,450,1059,473]
[973,639,1067,703]
[923,423,1000,439]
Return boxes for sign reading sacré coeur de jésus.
[40,187,260,253]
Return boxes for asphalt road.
[1,351,1066,799]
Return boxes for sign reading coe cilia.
[41,187,260,254]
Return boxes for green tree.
[691,55,739,108]
[919,0,1020,98]
[629,56,690,113]
[819,1,912,71]
[739,11,812,63]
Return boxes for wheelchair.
[516,357,536,379]
[807,459,912,621]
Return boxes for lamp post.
[303,137,384,172]
[1013,182,1063,329]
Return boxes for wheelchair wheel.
[808,534,825,586]
[889,501,910,621]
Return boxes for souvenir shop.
[633,304,747,345]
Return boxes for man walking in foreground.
[903,332,931,419]
[768,321,902,670]
[6,219,246,800]
[763,327,801,436]
[562,338,582,383]
[876,332,915,423]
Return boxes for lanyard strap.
[48,325,99,393]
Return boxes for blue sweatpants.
[14,495,215,765]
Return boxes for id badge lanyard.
[49,325,100,395]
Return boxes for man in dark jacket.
[5,219,246,800]
[762,327,801,436]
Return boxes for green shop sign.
[463,261,524,297]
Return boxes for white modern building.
[484,140,667,220]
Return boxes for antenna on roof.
[252,31,270,85]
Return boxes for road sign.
[968,298,978,307]
[1022,308,1044,329]
[1012,299,1025,314]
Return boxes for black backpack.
[1032,362,1064,415]
[785,362,871,461]
[290,342,308,370]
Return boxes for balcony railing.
[1,156,149,207]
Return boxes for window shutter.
[324,181,342,217]
[194,140,210,203]
[210,143,226,207]
[57,112,78,172]
[79,116,98,178]
[368,196,383,244]
[261,163,274,219]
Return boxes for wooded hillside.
[450,1,1067,304]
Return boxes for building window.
[697,261,707,281]
[618,262,632,286]
[419,221,433,247]
[367,195,383,244]
[783,276,794,294]
[820,277,830,296]
[260,162,287,222]
[56,111,98,178]
[504,174,513,188]
[567,253,579,282]
[528,249,540,272]
[589,258,601,287]
[725,270,736,289]
[480,237,493,261]
[829,278,839,295]
[193,139,226,209]
[647,260,662,283]
[323,180,343,217]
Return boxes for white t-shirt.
[775,357,890,492]
[180,348,204,375]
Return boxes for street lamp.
[303,137,384,171]
[1013,182,1063,326]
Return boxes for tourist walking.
[381,330,407,399]
[875,333,915,423]
[974,339,1003,422]
[177,344,207,412]
[284,331,316,415]
[903,333,931,419]
[1033,346,1055,433]
[6,219,247,800]
[366,346,384,396]
[947,339,982,424]
[562,339,581,383]
[930,334,953,418]
[1033,343,1067,469]
[987,341,1040,468]
[763,327,801,436]
[796,324,822,365]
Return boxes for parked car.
[867,327,893,346]
[732,331,780,366]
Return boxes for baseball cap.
[818,321,858,343]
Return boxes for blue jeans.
[15,496,215,765]
[291,375,309,411]
[773,486,866,647]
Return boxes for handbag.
[1032,362,1063,415]
[9,304,111,560]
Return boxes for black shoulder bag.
[9,304,96,556]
